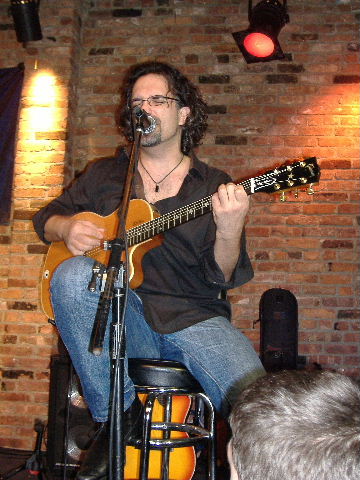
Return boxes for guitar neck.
[126,156,319,247]
[127,179,253,247]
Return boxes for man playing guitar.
[33,61,265,480]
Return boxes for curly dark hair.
[118,61,208,155]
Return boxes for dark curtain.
[0,63,25,225]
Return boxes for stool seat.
[128,358,203,391]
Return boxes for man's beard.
[140,130,161,147]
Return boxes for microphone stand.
[0,420,45,480]
[88,120,143,480]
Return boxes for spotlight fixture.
[232,0,289,63]
[10,0,43,43]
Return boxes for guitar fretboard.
[126,178,255,247]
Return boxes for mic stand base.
[0,422,45,480]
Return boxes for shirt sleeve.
[32,163,97,244]
[200,228,254,290]
[197,165,254,290]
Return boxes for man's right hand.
[44,215,105,256]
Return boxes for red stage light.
[232,0,290,64]
[243,32,275,58]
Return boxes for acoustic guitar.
[40,157,320,320]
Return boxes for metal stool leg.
[161,394,172,480]
[197,393,217,480]
[139,393,175,480]
[139,393,157,480]
[206,395,217,480]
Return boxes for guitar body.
[40,199,163,320]
[124,394,196,480]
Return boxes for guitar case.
[259,288,298,371]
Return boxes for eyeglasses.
[129,95,179,110]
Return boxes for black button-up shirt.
[33,149,254,333]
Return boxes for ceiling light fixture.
[10,0,43,43]
[232,0,290,63]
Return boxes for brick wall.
[0,0,359,450]
[0,0,83,450]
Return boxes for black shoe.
[76,397,144,480]
[76,422,108,480]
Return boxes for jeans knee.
[52,256,93,293]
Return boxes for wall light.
[232,0,289,63]
[10,0,42,43]
[28,71,57,132]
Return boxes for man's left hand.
[212,183,249,240]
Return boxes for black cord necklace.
[140,155,184,192]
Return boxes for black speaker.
[260,288,298,371]
[47,355,97,477]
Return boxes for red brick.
[325,344,358,354]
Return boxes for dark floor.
[0,447,230,480]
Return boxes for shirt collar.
[188,153,206,180]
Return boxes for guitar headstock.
[251,157,320,200]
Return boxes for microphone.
[133,106,156,135]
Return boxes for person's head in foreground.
[228,369,360,480]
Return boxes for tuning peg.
[280,191,287,202]
[293,189,299,198]
[307,184,314,195]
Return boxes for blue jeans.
[51,256,265,422]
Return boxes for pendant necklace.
[140,155,184,192]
